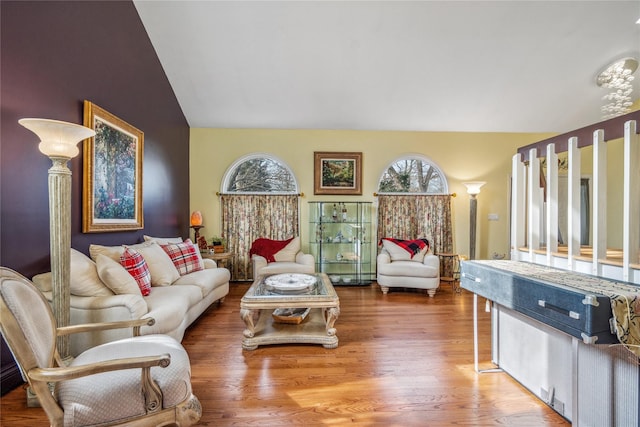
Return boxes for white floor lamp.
[463,181,485,260]
[463,181,501,374]
[19,118,95,360]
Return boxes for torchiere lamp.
[19,118,96,360]
[463,181,485,260]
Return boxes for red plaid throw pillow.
[161,238,204,276]
[120,247,151,296]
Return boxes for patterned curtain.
[376,194,453,257]
[221,194,299,281]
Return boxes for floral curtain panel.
[221,194,299,281]
[376,194,453,257]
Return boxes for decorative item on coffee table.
[272,307,311,324]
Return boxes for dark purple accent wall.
[1,1,190,394]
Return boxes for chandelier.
[597,57,638,119]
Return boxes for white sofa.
[376,238,440,297]
[33,237,230,356]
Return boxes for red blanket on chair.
[380,238,430,258]
[249,237,294,263]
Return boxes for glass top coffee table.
[240,273,340,350]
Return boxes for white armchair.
[0,268,201,427]
[250,237,314,279]
[376,238,440,297]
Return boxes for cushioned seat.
[172,267,231,297]
[250,237,314,279]
[376,238,440,297]
[57,335,193,426]
[379,260,439,278]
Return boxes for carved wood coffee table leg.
[240,308,256,337]
[324,306,340,336]
[240,308,259,350]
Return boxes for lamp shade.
[190,211,203,226]
[463,181,486,195]
[19,118,95,159]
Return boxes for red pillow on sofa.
[161,239,204,275]
[120,247,151,296]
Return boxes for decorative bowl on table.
[272,307,311,324]
[329,275,341,283]
[264,273,316,294]
[342,277,352,284]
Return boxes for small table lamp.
[190,211,204,242]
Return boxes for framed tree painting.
[83,100,144,232]
[314,152,362,195]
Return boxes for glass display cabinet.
[308,201,373,285]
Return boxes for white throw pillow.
[381,239,429,263]
[273,237,300,262]
[32,272,52,292]
[89,242,153,262]
[412,245,429,263]
[69,248,113,297]
[95,254,141,295]
[89,244,124,262]
[133,242,180,286]
[143,235,183,245]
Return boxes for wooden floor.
[1,282,570,426]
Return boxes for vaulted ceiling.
[134,1,640,133]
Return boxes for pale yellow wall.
[190,128,552,260]
[605,137,625,249]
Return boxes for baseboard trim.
[1,364,24,396]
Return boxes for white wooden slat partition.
[567,137,581,271]
[511,114,640,285]
[623,120,640,282]
[527,147,541,259]
[545,143,558,265]
[511,153,526,252]
[592,129,606,277]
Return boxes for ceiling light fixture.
[596,57,638,119]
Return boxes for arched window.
[220,154,300,281]
[377,155,448,194]
[222,153,298,194]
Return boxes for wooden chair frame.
[0,269,201,427]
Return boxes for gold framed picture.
[83,100,144,232]
[314,152,362,195]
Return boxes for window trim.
[221,152,299,194]
[377,154,449,195]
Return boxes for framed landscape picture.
[83,100,144,232]
[314,152,362,195]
